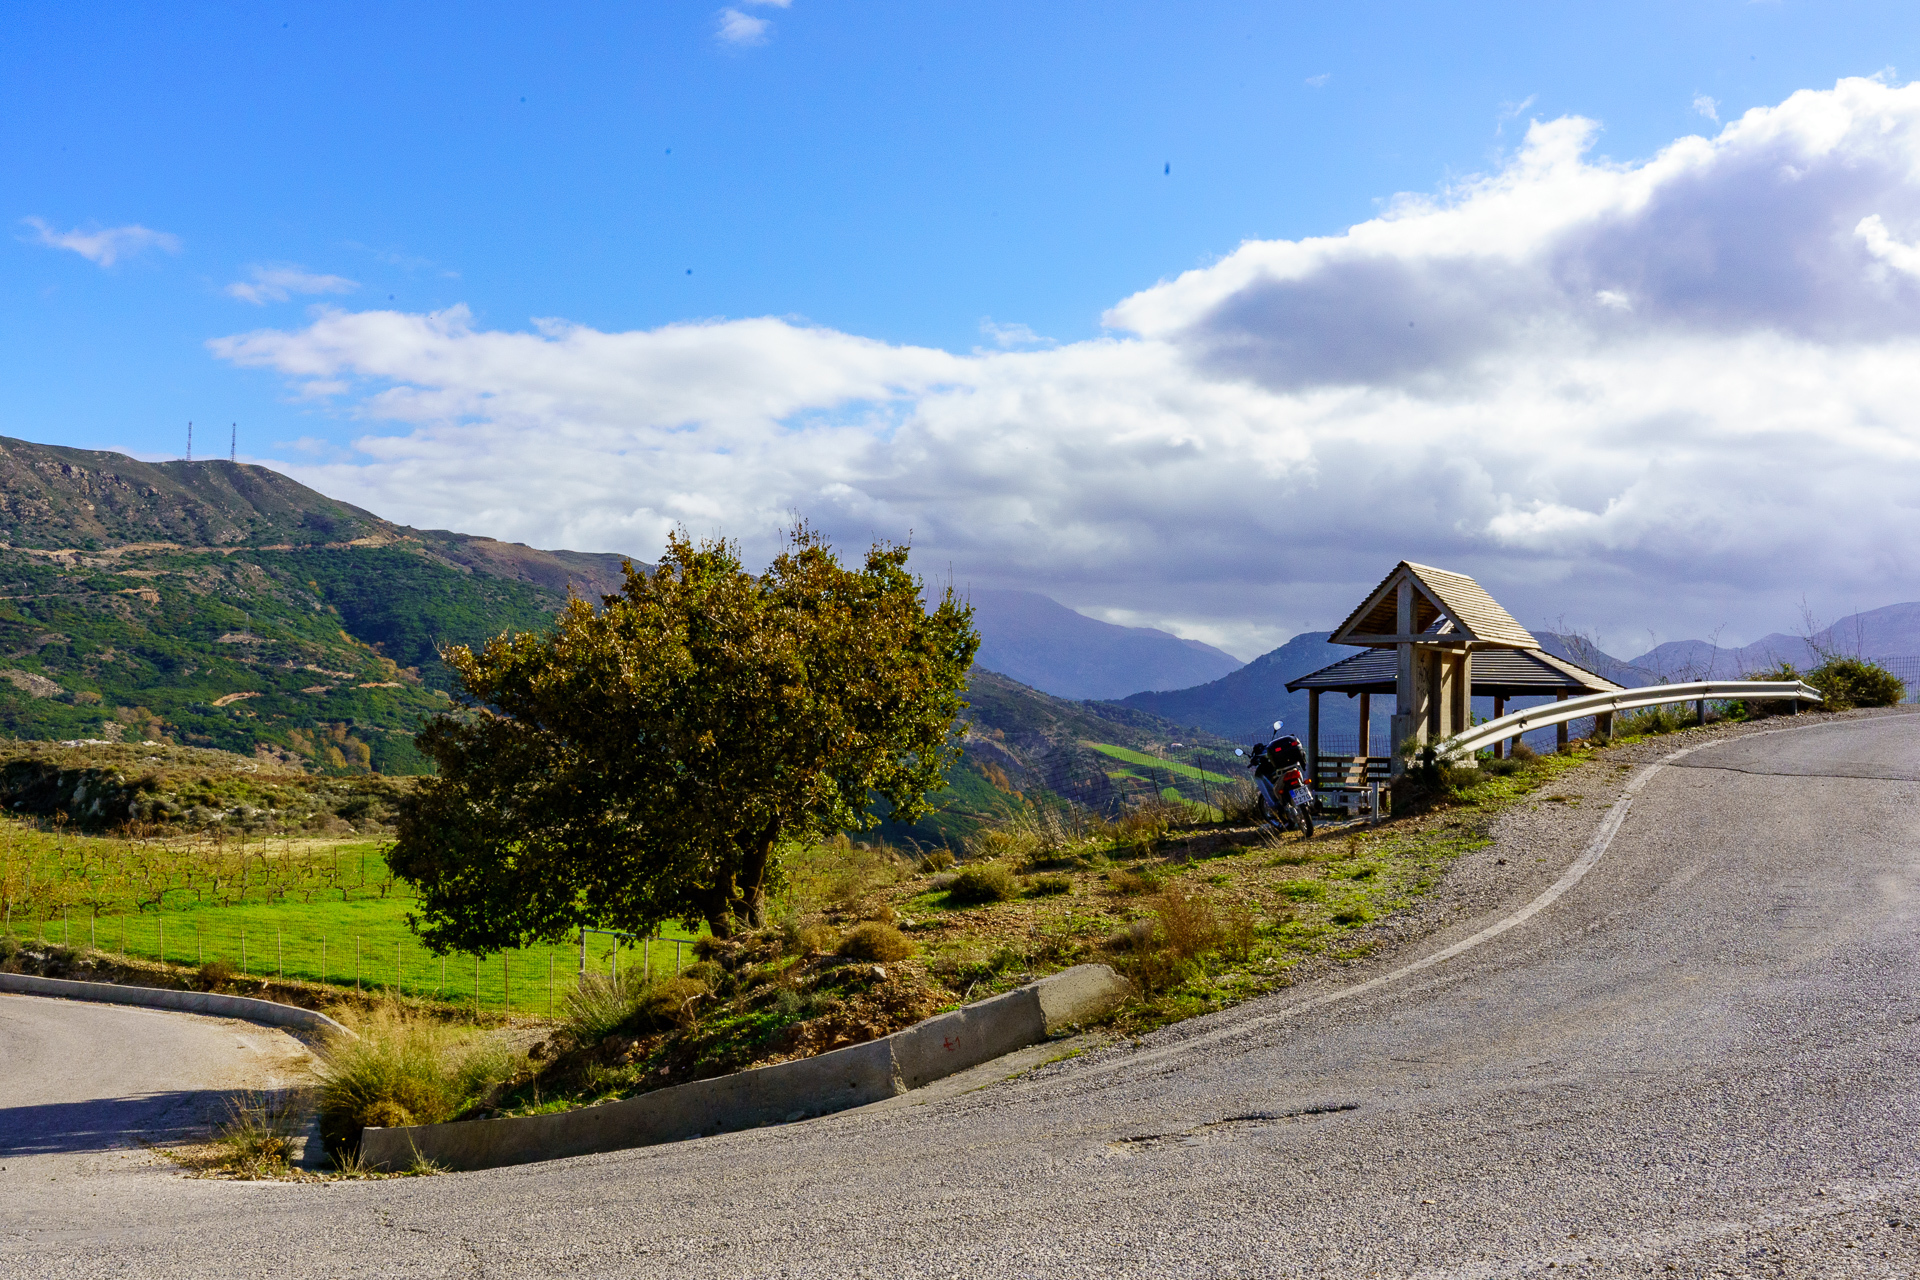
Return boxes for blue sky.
[7,3,1920,656]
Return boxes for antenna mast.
[231,423,236,464]
[186,421,192,462]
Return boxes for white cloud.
[978,318,1054,349]
[21,217,181,266]
[1855,213,1920,279]
[716,8,771,45]
[1693,94,1720,123]
[212,77,1920,652]
[225,264,361,305]
[1305,73,1330,89]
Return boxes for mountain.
[874,668,1224,851]
[1626,603,1920,678]
[966,588,1242,700]
[0,437,642,773]
[1115,631,1358,745]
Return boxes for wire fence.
[2,884,696,1018]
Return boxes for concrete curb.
[0,971,354,1038]
[360,962,1131,1173]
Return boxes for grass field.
[0,822,699,1015]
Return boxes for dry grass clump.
[1216,778,1265,825]
[785,921,839,955]
[212,1089,309,1178]
[565,970,709,1042]
[1107,867,1162,895]
[946,861,1017,905]
[1025,872,1072,896]
[835,921,914,962]
[314,1007,522,1157]
[915,849,956,873]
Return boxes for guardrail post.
[1696,698,1707,727]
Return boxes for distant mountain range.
[965,589,1243,700]
[1621,602,1920,679]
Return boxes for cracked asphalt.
[2,710,1917,1278]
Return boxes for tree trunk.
[738,828,778,930]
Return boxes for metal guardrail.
[1437,680,1824,760]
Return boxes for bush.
[835,922,913,962]
[314,1009,519,1157]
[786,922,838,955]
[1107,867,1162,895]
[1617,704,1694,737]
[197,959,235,990]
[1154,887,1223,963]
[214,1089,308,1177]
[1482,756,1523,776]
[564,970,709,1043]
[1809,657,1907,711]
[1025,873,1072,897]
[1509,741,1537,764]
[562,970,653,1044]
[916,849,956,874]
[946,862,1017,905]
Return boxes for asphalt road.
[3,712,1917,1278]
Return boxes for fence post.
[472,954,479,1019]
[1369,780,1380,827]
[158,918,164,966]
[503,952,510,1015]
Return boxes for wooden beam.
[1357,691,1371,757]
[1308,689,1320,784]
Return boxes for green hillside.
[0,437,639,775]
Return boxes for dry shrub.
[1025,872,1072,897]
[314,1008,520,1158]
[835,921,914,962]
[1154,886,1223,963]
[1219,901,1257,963]
[214,1089,309,1177]
[1107,867,1162,895]
[1216,778,1265,825]
[785,920,839,955]
[947,861,1017,905]
[1509,741,1537,764]
[916,849,956,874]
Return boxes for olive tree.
[388,526,977,950]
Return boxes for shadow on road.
[0,1087,284,1156]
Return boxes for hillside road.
[3,712,1918,1276]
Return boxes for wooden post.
[1427,650,1444,740]
[1556,692,1570,751]
[1491,696,1507,759]
[1307,689,1320,788]
[1357,691,1372,759]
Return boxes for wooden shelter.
[1287,562,1622,793]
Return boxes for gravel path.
[3,708,1916,1278]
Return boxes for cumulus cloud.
[212,77,1920,653]
[225,264,360,305]
[715,6,778,46]
[21,217,181,266]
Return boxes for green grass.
[0,822,698,1015]
[1087,742,1236,785]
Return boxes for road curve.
[4,713,1918,1277]
[0,995,313,1229]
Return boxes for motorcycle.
[1235,719,1315,838]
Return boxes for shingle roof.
[1285,646,1621,695]
[1328,561,1539,650]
